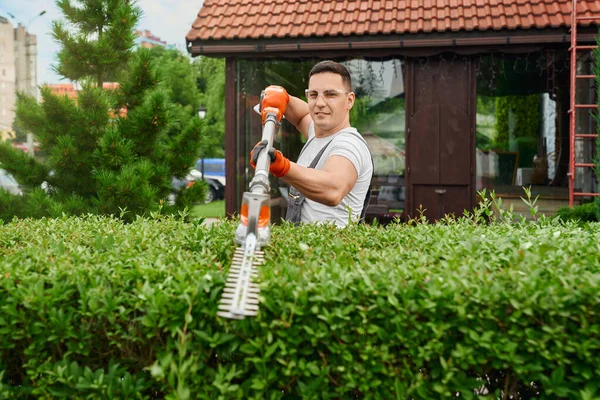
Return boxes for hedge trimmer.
[217,86,288,320]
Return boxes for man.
[251,60,373,227]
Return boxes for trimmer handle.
[260,85,289,124]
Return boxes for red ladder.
[568,0,600,206]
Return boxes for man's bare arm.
[280,156,358,206]
[284,96,312,140]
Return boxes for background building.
[135,29,173,49]
[45,83,78,99]
[14,24,37,99]
[46,82,126,119]
[0,16,38,141]
[0,16,16,140]
[46,82,120,97]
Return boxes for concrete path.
[202,217,220,226]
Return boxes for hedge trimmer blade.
[218,88,286,320]
[217,233,264,319]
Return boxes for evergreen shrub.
[1,215,599,399]
[555,202,597,223]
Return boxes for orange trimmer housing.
[261,85,289,124]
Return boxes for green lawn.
[190,200,225,218]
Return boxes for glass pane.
[344,59,406,221]
[475,52,594,215]
[235,59,316,220]
[574,53,597,196]
[235,58,407,223]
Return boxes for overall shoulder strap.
[297,136,315,159]
[306,129,359,169]
[308,131,373,171]
[308,138,334,169]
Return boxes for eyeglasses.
[305,89,351,101]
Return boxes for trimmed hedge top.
[1,215,600,399]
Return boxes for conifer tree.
[0,0,206,222]
[53,0,140,87]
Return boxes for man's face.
[307,72,354,134]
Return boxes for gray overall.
[285,132,373,225]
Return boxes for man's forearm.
[281,163,344,207]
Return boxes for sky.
[0,0,204,84]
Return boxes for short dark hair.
[308,61,352,91]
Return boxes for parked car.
[187,168,225,203]
[169,166,226,205]
[192,159,226,203]
[195,158,225,179]
[0,168,23,196]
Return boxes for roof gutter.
[187,29,597,57]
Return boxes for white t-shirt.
[294,122,373,227]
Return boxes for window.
[235,58,406,222]
[475,52,595,212]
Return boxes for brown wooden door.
[406,57,476,220]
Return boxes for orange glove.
[261,86,289,124]
[250,139,291,178]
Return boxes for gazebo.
[186,0,600,220]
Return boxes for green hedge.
[1,215,600,399]
[493,94,540,151]
[555,202,598,223]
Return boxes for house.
[186,0,600,221]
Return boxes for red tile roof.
[186,0,600,42]
[46,82,120,99]
[46,83,127,117]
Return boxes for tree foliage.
[143,49,225,158]
[0,0,207,222]
[148,47,201,113]
[52,0,141,87]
